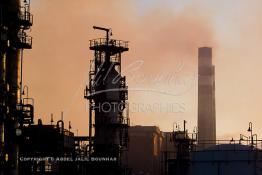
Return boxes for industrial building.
[161,132,177,175]
[160,48,262,175]
[162,121,262,175]
[19,119,76,175]
[124,126,163,175]
[125,123,262,175]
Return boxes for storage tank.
[189,144,262,175]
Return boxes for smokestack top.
[198,47,212,66]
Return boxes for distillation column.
[0,0,33,174]
[85,26,129,175]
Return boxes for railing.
[15,34,32,49]
[90,38,129,48]
[16,99,34,125]
[21,35,32,45]
[64,130,74,137]
[19,6,33,28]
[196,139,262,151]
[109,115,129,126]
[171,131,197,142]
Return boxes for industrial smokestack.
[197,47,216,149]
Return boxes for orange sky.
[24,0,262,139]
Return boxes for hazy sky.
[24,0,262,139]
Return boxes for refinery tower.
[84,26,130,175]
[0,0,33,174]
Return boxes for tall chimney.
[198,47,216,148]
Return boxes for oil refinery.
[0,0,262,175]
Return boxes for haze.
[24,0,262,139]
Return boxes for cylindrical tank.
[188,144,261,175]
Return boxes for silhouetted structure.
[84,26,130,175]
[198,47,216,148]
[162,122,262,175]
[165,137,262,175]
[161,132,177,175]
[1,4,132,173]
[125,126,163,175]
[0,0,33,174]
[19,120,76,175]
[188,144,262,175]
